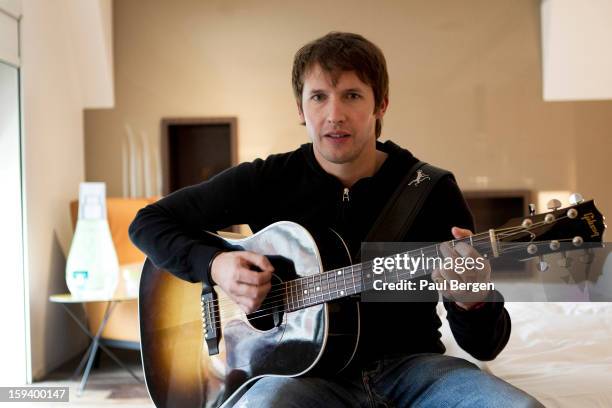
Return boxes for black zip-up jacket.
[129,140,510,362]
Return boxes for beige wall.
[85,0,612,226]
[21,0,113,380]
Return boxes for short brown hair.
[292,32,389,138]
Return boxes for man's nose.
[326,98,346,124]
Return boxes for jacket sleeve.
[420,175,511,361]
[443,290,511,360]
[128,160,261,286]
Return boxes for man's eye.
[311,94,325,102]
[347,93,361,100]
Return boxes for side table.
[49,293,143,396]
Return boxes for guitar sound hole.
[247,274,284,331]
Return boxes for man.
[129,32,542,407]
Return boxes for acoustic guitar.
[138,197,605,407]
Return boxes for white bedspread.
[440,302,612,407]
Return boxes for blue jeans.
[234,353,543,407]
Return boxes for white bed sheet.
[440,302,612,407]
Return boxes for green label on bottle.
[72,270,88,283]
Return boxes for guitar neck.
[275,199,605,313]
[283,236,496,312]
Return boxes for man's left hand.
[431,227,491,310]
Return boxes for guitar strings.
[200,240,557,327]
[202,232,576,326]
[201,237,581,328]
[206,224,527,310]
[204,221,550,312]
[207,233,494,311]
[201,214,573,321]
[206,233,543,317]
[204,226,546,315]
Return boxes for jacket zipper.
[338,187,351,242]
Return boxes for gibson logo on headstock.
[581,212,600,238]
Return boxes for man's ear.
[376,96,389,118]
[297,101,305,123]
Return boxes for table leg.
[60,300,143,396]
[78,301,115,396]
[71,340,94,380]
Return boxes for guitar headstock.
[490,196,606,263]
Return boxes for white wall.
[542,0,612,101]
[85,0,612,224]
[20,0,114,380]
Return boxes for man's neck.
[317,149,388,188]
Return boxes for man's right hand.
[210,251,274,314]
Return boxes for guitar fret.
[315,273,322,304]
[310,275,317,305]
[359,264,366,291]
[358,263,363,291]
[305,276,313,307]
[321,273,327,302]
[320,273,327,302]
[360,264,366,291]
[298,278,305,309]
[309,275,315,306]
[334,269,339,297]
[289,281,295,311]
[308,275,315,306]
[324,272,331,301]
[293,279,298,310]
[283,282,288,311]
[294,280,299,310]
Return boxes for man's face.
[298,64,387,168]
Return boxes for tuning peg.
[538,257,549,272]
[569,193,584,205]
[547,199,562,211]
[572,236,584,247]
[549,240,560,251]
[528,203,536,216]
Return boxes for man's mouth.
[324,132,351,139]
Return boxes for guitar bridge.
[201,290,221,355]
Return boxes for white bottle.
[66,183,119,299]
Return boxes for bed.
[440,302,612,407]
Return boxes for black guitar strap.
[358,160,452,259]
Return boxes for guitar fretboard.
[282,235,494,312]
